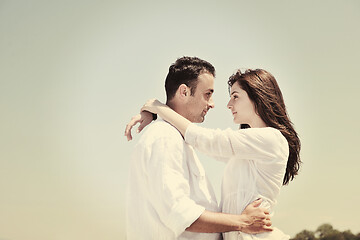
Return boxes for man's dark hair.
[165,56,215,102]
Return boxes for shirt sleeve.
[184,123,288,162]
[145,136,205,237]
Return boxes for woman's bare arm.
[141,99,190,137]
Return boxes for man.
[125,56,272,239]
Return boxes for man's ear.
[178,84,189,99]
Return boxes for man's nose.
[208,97,215,108]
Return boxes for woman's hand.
[141,98,166,114]
[124,111,154,141]
[125,99,165,141]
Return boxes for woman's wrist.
[152,113,157,120]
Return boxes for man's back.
[126,119,220,240]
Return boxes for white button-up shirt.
[185,124,290,240]
[126,119,221,240]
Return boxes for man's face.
[184,72,215,123]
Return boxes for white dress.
[185,124,290,240]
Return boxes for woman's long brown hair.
[228,69,301,185]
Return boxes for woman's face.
[227,82,257,125]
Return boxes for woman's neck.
[247,116,268,128]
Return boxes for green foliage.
[291,224,360,240]
[292,229,316,240]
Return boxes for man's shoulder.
[139,119,183,144]
[147,119,181,134]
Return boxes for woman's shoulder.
[239,127,283,139]
[238,127,288,152]
[262,127,289,159]
[264,127,288,146]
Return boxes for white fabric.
[126,119,221,240]
[185,124,290,240]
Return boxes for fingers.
[138,111,154,132]
[138,114,153,133]
[262,226,273,232]
[137,119,149,133]
[251,198,263,208]
[124,111,155,141]
[258,218,273,232]
[124,114,142,141]
[258,206,270,216]
[264,218,272,227]
[125,122,135,141]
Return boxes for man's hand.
[124,111,153,141]
[239,199,273,234]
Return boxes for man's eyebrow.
[207,89,214,93]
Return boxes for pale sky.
[1,1,360,239]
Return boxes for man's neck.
[165,100,175,110]
[166,100,192,123]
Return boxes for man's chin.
[196,116,205,123]
[190,114,205,123]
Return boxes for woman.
[126,69,301,240]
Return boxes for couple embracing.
[125,56,301,240]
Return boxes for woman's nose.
[227,100,232,109]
